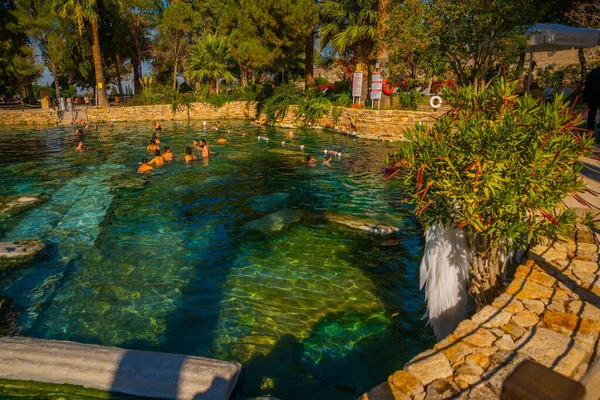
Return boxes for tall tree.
[156,0,194,90]
[52,0,122,107]
[185,34,234,94]
[320,0,377,104]
[374,0,390,107]
[229,0,317,85]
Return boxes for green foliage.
[229,0,317,73]
[185,34,234,94]
[320,0,378,64]
[333,92,353,107]
[296,93,332,126]
[205,93,230,108]
[535,64,583,92]
[260,83,304,124]
[394,90,420,110]
[331,106,343,124]
[391,79,594,297]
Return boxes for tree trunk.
[210,80,217,95]
[173,61,178,90]
[26,84,36,105]
[90,19,108,108]
[578,48,587,83]
[304,30,315,90]
[132,58,141,95]
[50,62,61,101]
[240,66,248,87]
[356,62,369,105]
[115,54,123,96]
[375,0,391,108]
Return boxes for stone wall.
[0,102,438,141]
[0,109,56,125]
[360,234,600,400]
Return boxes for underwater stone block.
[0,241,45,269]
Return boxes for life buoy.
[430,96,443,109]
[382,79,396,96]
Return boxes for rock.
[529,247,568,263]
[511,310,539,328]
[465,353,490,370]
[388,370,424,397]
[454,364,484,389]
[0,241,45,269]
[540,312,600,338]
[245,193,289,212]
[572,362,589,381]
[404,350,453,386]
[244,209,304,234]
[424,379,466,400]
[494,335,515,351]
[471,306,512,329]
[546,299,566,313]
[521,299,545,315]
[514,327,588,377]
[567,300,600,321]
[501,322,526,341]
[490,328,505,337]
[453,320,497,348]
[434,334,475,365]
[321,212,401,235]
[467,383,497,400]
[505,279,554,301]
[571,260,600,284]
[485,350,530,395]
[513,262,557,287]
[357,381,404,400]
[0,193,50,219]
[491,294,524,315]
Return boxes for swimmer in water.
[184,147,198,163]
[200,139,214,158]
[163,146,174,161]
[216,134,228,144]
[289,131,294,138]
[151,133,161,145]
[152,121,162,131]
[138,158,153,173]
[75,129,84,142]
[306,155,316,167]
[76,140,84,151]
[323,154,332,168]
[147,139,160,153]
[216,121,221,129]
[109,121,114,127]
[193,139,202,151]
[148,150,165,166]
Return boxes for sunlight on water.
[0,121,434,399]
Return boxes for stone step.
[0,337,241,400]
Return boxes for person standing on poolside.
[163,146,174,161]
[184,147,198,163]
[138,158,153,173]
[148,150,165,166]
[583,66,600,140]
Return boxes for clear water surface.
[0,121,434,399]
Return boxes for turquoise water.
[0,122,434,399]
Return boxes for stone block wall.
[0,102,439,141]
[360,236,600,400]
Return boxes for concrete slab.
[0,337,241,400]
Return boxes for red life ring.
[382,79,396,96]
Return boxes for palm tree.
[320,0,377,103]
[52,0,121,108]
[185,34,235,95]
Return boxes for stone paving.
[359,234,600,400]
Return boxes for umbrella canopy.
[526,23,600,52]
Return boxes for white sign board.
[371,72,382,100]
[352,72,363,98]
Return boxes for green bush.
[389,79,595,305]
[296,94,332,126]
[260,83,304,124]
[394,89,420,110]
[333,92,353,107]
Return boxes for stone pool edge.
[359,233,600,400]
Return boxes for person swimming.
[147,139,160,153]
[76,140,84,151]
[193,139,202,151]
[151,133,161,145]
[306,155,316,167]
[138,158,153,173]
[184,147,198,163]
[216,121,221,129]
[323,154,332,167]
[152,121,162,131]
[148,150,165,166]
[200,139,214,158]
[75,129,84,142]
[216,134,228,144]
[163,146,174,161]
